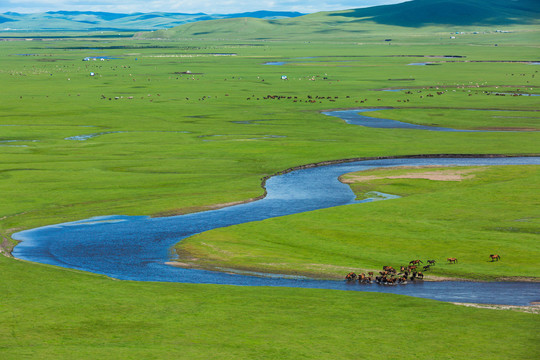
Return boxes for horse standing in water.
[345,272,357,281]
[490,254,501,262]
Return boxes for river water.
[12,156,540,305]
[322,109,479,131]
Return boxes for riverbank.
[11,156,539,287]
[172,158,539,284]
[452,302,540,314]
[165,259,540,283]
[142,153,535,220]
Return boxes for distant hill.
[0,10,305,31]
[137,0,540,40]
[330,0,540,27]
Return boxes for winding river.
[322,109,480,131]
[13,155,540,305]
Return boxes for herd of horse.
[345,255,501,285]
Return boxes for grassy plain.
[2,255,538,360]
[0,17,539,359]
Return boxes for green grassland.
[1,8,539,358]
[1,34,539,236]
[177,165,539,280]
[2,255,538,360]
[364,108,540,130]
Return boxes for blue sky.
[1,1,409,14]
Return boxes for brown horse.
[358,273,366,282]
[447,257,458,264]
[490,254,501,262]
[427,259,436,265]
[345,272,357,281]
[409,259,423,265]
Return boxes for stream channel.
[12,110,540,306]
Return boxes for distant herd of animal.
[345,255,501,285]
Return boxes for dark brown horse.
[427,259,436,265]
[447,257,458,264]
[409,259,423,265]
[490,254,501,262]
[345,272,357,281]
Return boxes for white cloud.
[1,0,409,14]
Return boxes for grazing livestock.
[447,257,458,264]
[427,260,436,266]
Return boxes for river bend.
[13,157,540,305]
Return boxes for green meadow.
[179,165,539,281]
[1,8,539,358]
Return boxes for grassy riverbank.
[1,11,539,359]
[175,165,540,280]
[1,255,538,359]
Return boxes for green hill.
[0,10,304,32]
[137,0,540,40]
[332,0,540,27]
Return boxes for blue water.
[491,92,539,97]
[322,109,479,132]
[12,157,540,305]
[65,131,126,141]
[407,62,439,66]
[83,56,121,60]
